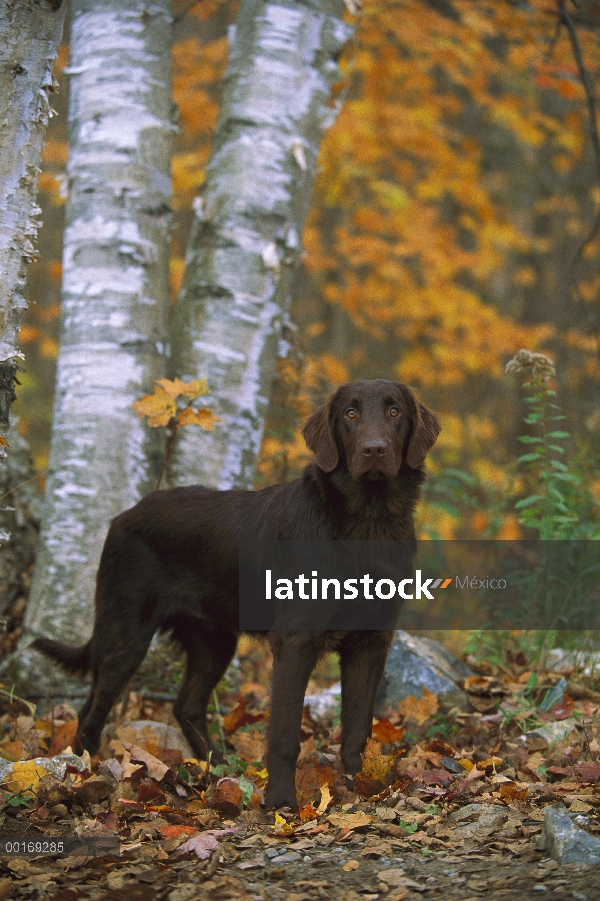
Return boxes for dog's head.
[302,380,440,480]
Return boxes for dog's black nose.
[361,440,388,458]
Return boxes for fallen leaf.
[547,762,600,782]
[121,741,169,781]
[549,695,575,720]
[237,856,265,870]
[178,832,219,859]
[223,698,264,734]
[372,718,404,743]
[4,760,50,794]
[273,812,295,833]
[362,738,395,783]
[327,812,373,829]
[406,768,453,787]
[569,798,592,813]
[425,740,456,757]
[35,718,78,755]
[464,676,497,695]
[398,689,438,725]
[120,750,143,780]
[231,727,266,763]
[316,784,332,815]
[299,802,319,822]
[214,777,243,809]
[158,825,198,840]
[499,781,528,801]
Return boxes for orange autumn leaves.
[132,377,218,431]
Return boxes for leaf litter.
[0,652,599,898]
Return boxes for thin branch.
[0,471,46,504]
[557,0,600,365]
[559,0,600,179]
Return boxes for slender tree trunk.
[169,0,352,489]
[0,0,66,433]
[18,0,173,677]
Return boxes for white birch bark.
[0,0,65,642]
[0,0,66,429]
[169,0,352,489]
[19,0,173,667]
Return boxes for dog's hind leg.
[171,618,238,761]
[76,622,156,754]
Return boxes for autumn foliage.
[16,0,600,539]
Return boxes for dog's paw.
[264,788,299,811]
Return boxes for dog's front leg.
[339,631,394,781]
[265,632,321,809]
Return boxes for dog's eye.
[346,408,357,419]
[390,407,400,417]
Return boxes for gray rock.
[538,803,600,865]
[375,632,472,714]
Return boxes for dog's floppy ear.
[302,401,339,472]
[403,387,441,469]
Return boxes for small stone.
[276,851,301,865]
[541,803,600,866]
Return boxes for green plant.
[506,350,596,539]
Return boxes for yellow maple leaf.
[361,738,395,783]
[398,688,439,725]
[181,378,210,398]
[154,377,192,400]
[132,387,176,427]
[177,407,218,430]
[5,760,50,795]
[154,377,209,400]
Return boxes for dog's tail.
[30,637,92,676]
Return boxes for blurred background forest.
[17,0,600,541]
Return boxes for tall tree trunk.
[169,0,352,489]
[0,0,66,434]
[0,0,66,653]
[18,0,173,679]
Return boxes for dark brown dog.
[32,380,440,809]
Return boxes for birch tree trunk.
[0,0,66,433]
[18,0,173,676]
[169,0,352,489]
[0,0,66,648]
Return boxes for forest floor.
[0,644,598,901]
